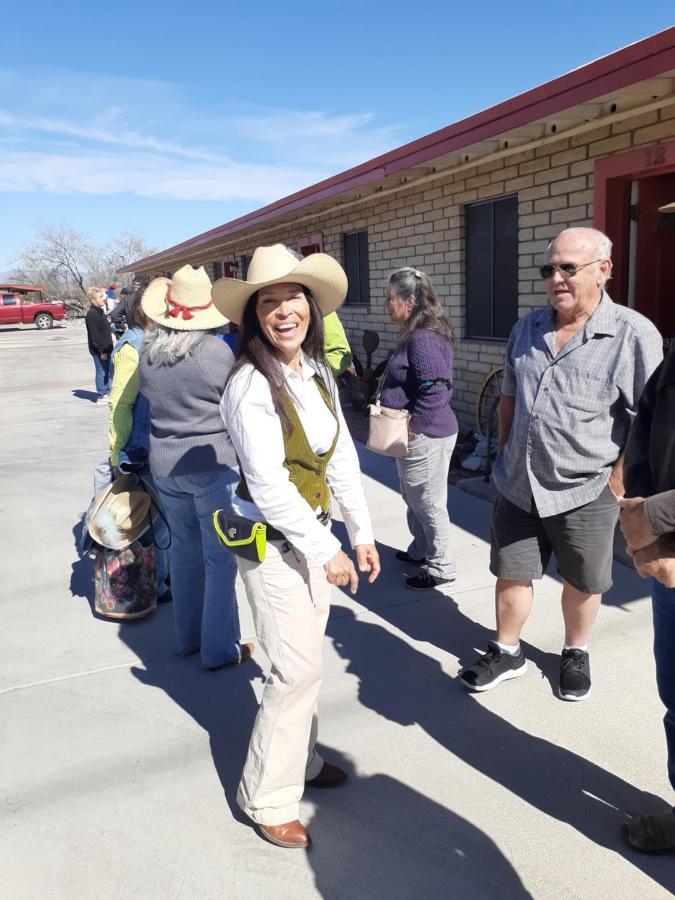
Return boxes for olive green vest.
[237,374,339,515]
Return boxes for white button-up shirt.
[220,353,374,565]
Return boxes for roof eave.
[121,26,675,273]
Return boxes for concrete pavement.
[0,323,673,899]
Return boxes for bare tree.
[102,230,156,279]
[10,224,156,315]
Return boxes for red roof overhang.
[122,26,675,272]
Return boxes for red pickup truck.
[0,290,66,329]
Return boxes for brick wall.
[136,104,674,429]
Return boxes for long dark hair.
[389,267,455,347]
[227,287,328,433]
[126,285,149,329]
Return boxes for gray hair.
[143,324,210,365]
[388,266,455,346]
[548,227,613,258]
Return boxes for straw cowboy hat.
[141,264,228,331]
[211,244,348,325]
[87,476,154,550]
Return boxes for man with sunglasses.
[461,227,662,701]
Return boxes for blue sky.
[1,1,673,272]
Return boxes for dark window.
[240,255,252,280]
[465,195,518,339]
[2,294,18,306]
[343,229,370,305]
[213,261,223,280]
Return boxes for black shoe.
[396,550,427,565]
[559,648,591,701]
[623,810,675,854]
[305,761,348,788]
[406,570,454,591]
[460,640,528,692]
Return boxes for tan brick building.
[123,29,675,427]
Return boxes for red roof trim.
[128,27,675,269]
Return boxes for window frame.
[343,228,370,306]
[465,194,519,341]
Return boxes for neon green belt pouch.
[212,510,267,563]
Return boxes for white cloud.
[0,68,402,203]
[0,150,320,202]
[231,109,400,168]
[1,110,232,163]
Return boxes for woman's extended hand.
[354,544,381,583]
[324,549,359,594]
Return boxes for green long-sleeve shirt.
[108,342,139,466]
[323,311,353,377]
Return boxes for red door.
[0,294,22,324]
[634,173,675,343]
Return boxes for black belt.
[265,511,330,542]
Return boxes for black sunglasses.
[539,259,604,280]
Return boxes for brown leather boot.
[258,820,309,849]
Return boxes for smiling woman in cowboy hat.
[138,264,252,670]
[214,244,380,849]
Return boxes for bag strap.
[374,352,396,404]
[136,475,172,551]
[147,498,172,551]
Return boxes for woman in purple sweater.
[381,267,459,590]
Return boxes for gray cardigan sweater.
[139,335,236,478]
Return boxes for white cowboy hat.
[88,476,154,550]
[211,244,348,325]
[141,264,228,331]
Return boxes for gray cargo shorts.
[489,486,620,595]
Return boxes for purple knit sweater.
[380,328,458,438]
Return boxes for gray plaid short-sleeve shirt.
[492,292,663,516]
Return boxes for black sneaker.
[559,648,591,701]
[460,641,528,692]
[406,570,453,591]
[395,550,427,565]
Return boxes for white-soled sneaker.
[460,641,528,692]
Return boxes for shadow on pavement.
[355,443,651,609]
[69,514,262,818]
[69,517,94,612]
[326,599,675,894]
[307,746,532,899]
[72,388,98,403]
[128,650,263,822]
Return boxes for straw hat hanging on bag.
[87,476,159,621]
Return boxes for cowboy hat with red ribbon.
[141,265,229,332]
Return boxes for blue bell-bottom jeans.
[652,579,675,795]
[155,467,240,668]
[93,353,111,398]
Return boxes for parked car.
[0,292,66,329]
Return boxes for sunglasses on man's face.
[539,259,604,280]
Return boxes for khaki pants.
[236,540,331,826]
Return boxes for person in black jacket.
[85,288,113,403]
[110,278,148,338]
[622,339,675,854]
